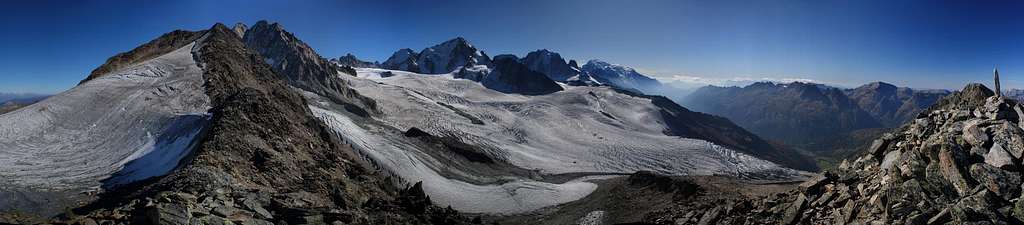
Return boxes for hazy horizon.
[2,0,1021,94]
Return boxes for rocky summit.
[639,83,1024,224]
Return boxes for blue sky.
[1,0,1022,93]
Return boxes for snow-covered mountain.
[0,32,211,217]
[306,67,807,213]
[382,37,491,74]
[581,59,664,93]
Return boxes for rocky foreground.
[638,83,1024,224]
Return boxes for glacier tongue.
[306,68,801,214]
[0,43,210,191]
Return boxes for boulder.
[780,194,807,225]
[798,173,831,194]
[983,144,1015,169]
[962,120,990,148]
[937,144,972,196]
[968,163,1021,201]
[146,203,191,225]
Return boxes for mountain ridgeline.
[682,81,949,162]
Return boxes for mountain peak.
[858,81,897,91]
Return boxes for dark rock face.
[78,30,204,84]
[646,83,1024,224]
[521,49,579,82]
[846,82,949,127]
[381,48,420,72]
[242,20,378,115]
[683,82,882,145]
[482,55,563,95]
[331,53,379,68]
[52,23,473,225]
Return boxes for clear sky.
[1,0,1022,93]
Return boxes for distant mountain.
[845,81,950,126]
[480,55,563,95]
[682,81,949,167]
[581,60,663,93]
[682,82,881,145]
[1004,88,1024,101]
[382,37,491,74]
[0,93,48,114]
[330,53,380,68]
[521,49,578,82]
[381,38,564,95]
[520,50,601,87]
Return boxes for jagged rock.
[799,173,830,194]
[962,119,990,148]
[927,208,951,225]
[780,194,807,225]
[696,206,721,225]
[989,121,1024,159]
[146,203,191,225]
[968,163,1021,201]
[983,143,1015,168]
[937,142,972,196]
[869,138,892,157]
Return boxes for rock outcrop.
[242,20,378,115]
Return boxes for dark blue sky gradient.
[1,0,1022,93]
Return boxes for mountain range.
[0,93,48,114]
[681,81,949,164]
[0,21,820,224]
[4,19,1007,225]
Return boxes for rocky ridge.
[6,23,475,225]
[641,83,1024,224]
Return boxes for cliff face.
[242,20,378,116]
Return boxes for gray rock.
[968,163,1021,201]
[780,194,807,225]
[962,120,990,148]
[696,206,721,225]
[147,203,192,225]
[983,144,1015,168]
[799,174,830,194]
[927,208,950,225]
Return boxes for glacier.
[306,68,802,214]
[0,43,211,195]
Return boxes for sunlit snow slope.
[308,68,800,214]
[0,43,210,192]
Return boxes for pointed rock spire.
[995,66,1001,97]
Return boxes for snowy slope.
[0,43,210,192]
[307,68,801,214]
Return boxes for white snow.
[305,68,800,214]
[0,43,211,191]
